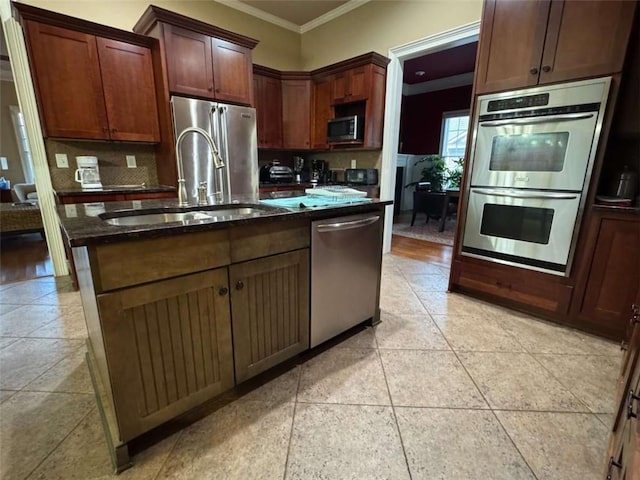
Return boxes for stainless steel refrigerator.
[171,96,259,205]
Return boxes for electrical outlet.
[55,153,69,168]
[64,204,77,217]
[132,200,142,209]
[126,155,137,168]
[350,159,357,169]
[0,157,8,170]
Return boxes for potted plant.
[405,154,447,192]
[444,157,464,189]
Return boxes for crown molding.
[300,0,370,33]
[214,0,300,33]
[214,0,371,35]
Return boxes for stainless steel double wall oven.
[462,77,611,276]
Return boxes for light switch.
[64,204,77,217]
[55,153,69,168]
[126,155,137,168]
[0,157,8,170]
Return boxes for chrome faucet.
[175,127,225,207]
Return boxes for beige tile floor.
[0,254,620,480]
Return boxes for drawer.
[451,259,573,315]
[91,229,230,292]
[229,218,310,263]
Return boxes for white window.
[440,110,469,171]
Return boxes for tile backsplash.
[306,150,381,172]
[45,139,159,189]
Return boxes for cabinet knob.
[208,86,213,92]
[630,304,639,325]
[607,457,623,480]
[236,280,244,290]
[215,88,220,93]
[529,67,539,75]
[218,287,228,296]
[541,65,551,73]
[111,128,118,133]
[627,389,640,419]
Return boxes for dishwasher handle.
[316,215,380,232]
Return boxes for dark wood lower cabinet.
[96,268,234,442]
[572,211,640,340]
[230,249,310,382]
[604,304,640,479]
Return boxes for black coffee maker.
[311,159,328,184]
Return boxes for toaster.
[259,161,294,183]
[345,168,379,185]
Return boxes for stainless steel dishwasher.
[311,212,383,348]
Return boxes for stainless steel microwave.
[327,115,364,143]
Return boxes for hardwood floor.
[390,234,453,269]
[0,232,54,284]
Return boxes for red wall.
[399,85,473,154]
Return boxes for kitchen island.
[58,195,390,472]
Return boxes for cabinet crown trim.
[254,52,390,81]
[133,4,259,49]
[311,52,390,77]
[12,2,155,47]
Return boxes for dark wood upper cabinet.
[475,0,636,94]
[17,4,161,143]
[475,0,552,94]
[211,38,253,105]
[97,38,160,142]
[332,65,370,104]
[311,76,333,149]
[281,78,311,150]
[253,70,282,149]
[539,0,636,85]
[134,6,258,106]
[163,24,214,99]
[25,21,109,140]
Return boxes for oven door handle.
[479,113,594,127]
[472,188,579,200]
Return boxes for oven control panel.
[487,93,549,112]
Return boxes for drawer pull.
[627,389,640,419]
[607,457,623,479]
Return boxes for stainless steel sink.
[100,205,281,226]
[103,211,215,226]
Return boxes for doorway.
[379,21,481,253]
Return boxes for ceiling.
[239,1,348,26]
[222,0,366,32]
[403,42,478,85]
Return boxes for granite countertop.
[55,184,176,196]
[58,193,392,247]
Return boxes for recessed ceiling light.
[415,71,426,76]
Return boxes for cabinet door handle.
[541,65,551,73]
[208,85,213,92]
[607,456,623,480]
[218,287,228,296]
[236,280,244,290]
[529,67,539,75]
[627,389,640,419]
